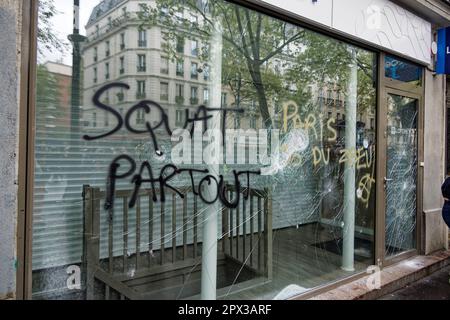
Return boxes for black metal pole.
[68,0,86,138]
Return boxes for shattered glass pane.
[32,0,378,300]
[385,94,418,256]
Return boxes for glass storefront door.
[384,93,418,257]
[379,54,423,262]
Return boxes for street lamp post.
[68,0,86,138]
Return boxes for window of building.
[160,56,169,74]
[160,82,169,101]
[138,29,147,47]
[105,62,110,79]
[120,33,125,50]
[105,40,110,57]
[137,80,146,98]
[191,40,198,56]
[120,56,125,74]
[191,62,198,79]
[203,65,210,81]
[161,31,168,50]
[117,89,125,102]
[175,83,184,104]
[190,86,198,105]
[136,108,145,125]
[176,36,184,53]
[92,112,97,127]
[203,88,209,105]
[104,111,109,127]
[175,110,185,126]
[93,47,98,62]
[176,59,184,77]
[221,92,227,107]
[93,67,97,83]
[327,89,333,105]
[137,54,146,72]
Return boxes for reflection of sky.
[39,0,100,65]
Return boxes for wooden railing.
[82,184,272,299]
[222,186,272,278]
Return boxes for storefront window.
[33,0,377,300]
[385,56,422,86]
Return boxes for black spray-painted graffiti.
[84,83,261,210]
[83,83,245,156]
[105,155,260,210]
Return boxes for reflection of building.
[315,82,376,144]
[39,62,73,130]
[81,0,211,132]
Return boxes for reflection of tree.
[38,0,69,56]
[139,0,305,129]
[289,32,375,117]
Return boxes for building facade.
[1,0,450,300]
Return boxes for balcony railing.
[175,96,185,105]
[160,94,169,101]
[105,50,110,57]
[87,12,131,43]
[119,68,125,75]
[138,40,147,47]
[136,92,146,99]
[137,66,146,72]
[190,97,199,105]
[105,73,110,80]
[120,44,125,50]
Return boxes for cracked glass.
[385,94,418,257]
[32,0,378,300]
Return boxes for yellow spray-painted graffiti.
[282,101,337,142]
[313,147,330,166]
[281,100,375,206]
[339,147,373,169]
[357,173,376,208]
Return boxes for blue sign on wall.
[437,27,450,75]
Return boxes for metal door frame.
[375,52,425,269]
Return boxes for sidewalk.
[307,250,450,300]
[378,265,450,300]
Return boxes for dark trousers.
[443,201,450,228]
